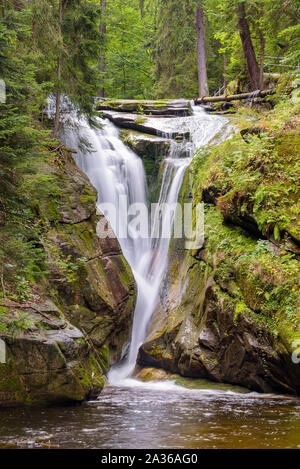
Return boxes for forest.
[0,0,300,451]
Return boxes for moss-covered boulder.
[0,299,104,407]
[199,83,300,255]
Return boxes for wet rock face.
[139,250,300,394]
[99,110,190,140]
[120,131,171,203]
[40,152,136,368]
[47,214,136,366]
[138,171,300,395]
[0,150,136,406]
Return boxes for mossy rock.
[0,313,104,406]
[120,130,171,202]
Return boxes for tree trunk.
[53,0,63,138]
[236,2,260,91]
[98,1,107,98]
[195,4,209,97]
[32,18,37,42]
[223,55,227,94]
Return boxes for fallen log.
[194,89,274,104]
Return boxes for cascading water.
[3,101,299,451]
[61,103,229,385]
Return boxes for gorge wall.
[137,93,300,395]
[0,149,136,406]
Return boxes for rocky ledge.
[96,99,191,116]
[0,299,104,406]
[120,130,171,203]
[138,169,300,395]
[99,110,190,140]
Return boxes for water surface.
[1,382,299,449]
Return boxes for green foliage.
[30,0,103,121]
[202,204,299,339]
[44,235,88,284]
[206,0,300,88]
[0,313,8,333]
[0,1,104,298]
[103,0,155,98]
[0,6,52,296]
[7,313,35,336]
[15,277,32,303]
[153,0,198,98]
[149,0,299,97]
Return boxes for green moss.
[120,129,171,203]
[80,195,96,205]
[120,129,158,140]
[98,343,109,373]
[234,301,249,322]
[119,255,134,290]
[75,337,86,345]
[45,198,61,222]
[0,359,27,401]
[192,105,300,242]
[134,117,147,125]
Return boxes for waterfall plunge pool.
[0,382,299,449]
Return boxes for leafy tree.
[207,0,300,92]
[98,1,107,98]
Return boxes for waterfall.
[61,103,229,385]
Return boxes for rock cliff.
[0,148,136,406]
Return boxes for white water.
[61,103,229,385]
